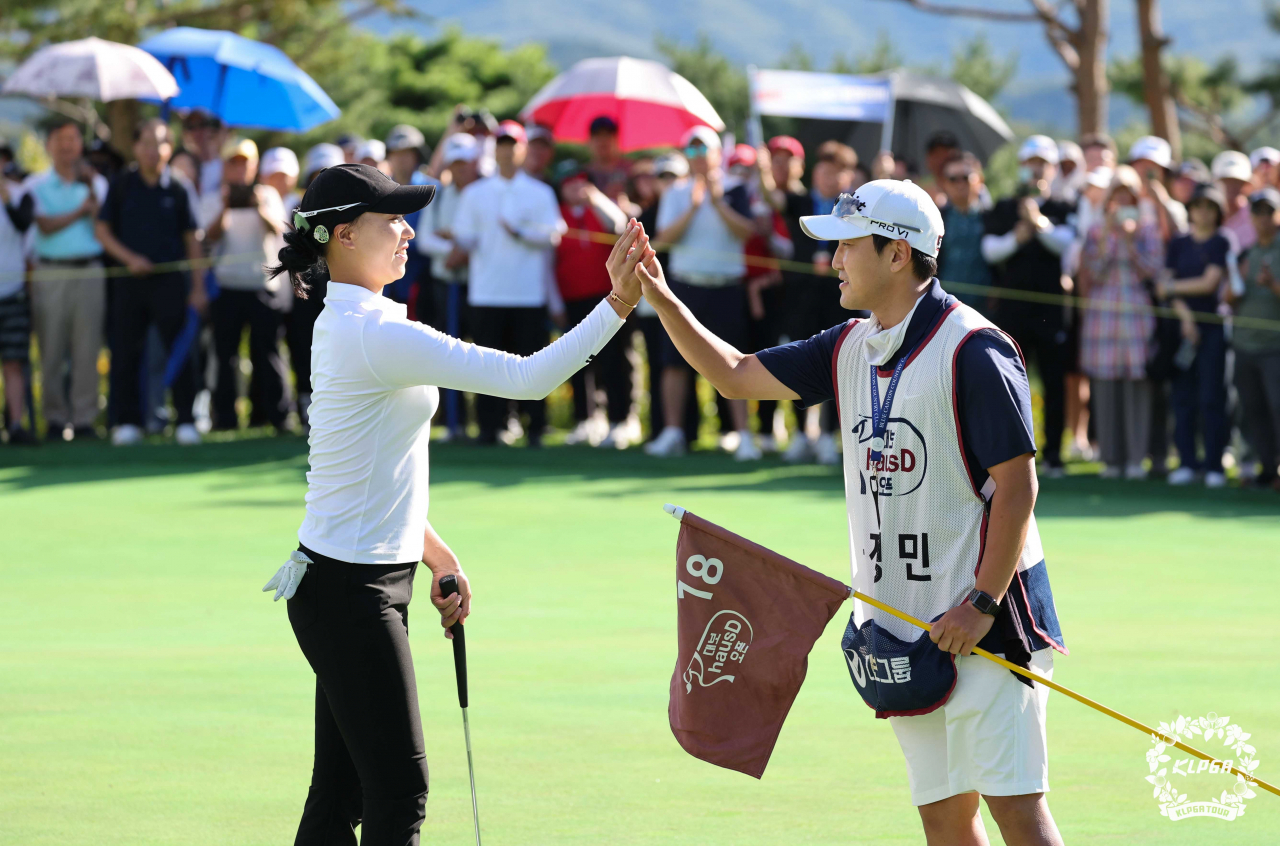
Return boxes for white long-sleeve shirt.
[298,282,623,563]
[453,170,566,307]
[416,181,467,283]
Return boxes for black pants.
[110,274,196,427]
[288,548,428,846]
[1004,322,1068,468]
[470,305,548,442]
[211,288,290,430]
[1236,349,1280,481]
[564,297,631,424]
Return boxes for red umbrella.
[520,56,725,152]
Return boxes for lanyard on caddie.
[867,345,915,527]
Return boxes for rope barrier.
[12,226,1280,333]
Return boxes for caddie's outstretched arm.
[634,226,801,402]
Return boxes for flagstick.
[851,589,1279,798]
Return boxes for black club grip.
[438,574,468,708]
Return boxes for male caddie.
[631,179,1068,845]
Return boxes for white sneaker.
[1041,464,1066,479]
[111,424,143,446]
[814,432,840,466]
[1100,465,1123,479]
[175,423,202,446]
[719,430,741,453]
[599,423,632,450]
[644,426,686,457]
[564,420,594,446]
[783,434,815,464]
[1204,471,1227,489]
[758,434,779,454]
[734,432,762,462]
[1167,467,1196,486]
[1125,463,1147,480]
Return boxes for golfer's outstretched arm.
[636,236,800,402]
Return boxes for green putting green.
[1,438,1277,844]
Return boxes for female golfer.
[260,163,648,845]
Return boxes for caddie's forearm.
[974,478,1035,602]
[650,288,748,396]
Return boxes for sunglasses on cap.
[293,202,367,232]
[832,192,924,234]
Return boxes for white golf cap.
[1128,135,1172,169]
[259,147,299,179]
[442,133,480,165]
[1018,134,1059,164]
[680,125,722,151]
[355,139,386,163]
[1251,146,1280,168]
[1058,140,1084,165]
[1211,150,1252,182]
[799,179,945,258]
[654,152,689,178]
[1085,166,1114,189]
[304,143,345,178]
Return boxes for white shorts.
[889,648,1053,806]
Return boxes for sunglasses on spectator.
[945,172,974,183]
[684,143,708,158]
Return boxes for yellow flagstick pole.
[851,589,1279,798]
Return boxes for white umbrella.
[521,56,724,152]
[3,37,179,101]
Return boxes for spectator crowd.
[1,109,1278,491]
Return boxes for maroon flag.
[667,506,850,778]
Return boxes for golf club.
[438,574,481,846]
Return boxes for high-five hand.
[605,219,646,307]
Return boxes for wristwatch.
[967,588,1001,616]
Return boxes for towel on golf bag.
[668,509,849,779]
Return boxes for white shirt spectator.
[298,282,623,563]
[655,179,749,281]
[452,170,565,307]
[416,181,467,283]
[206,186,286,291]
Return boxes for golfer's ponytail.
[269,228,326,299]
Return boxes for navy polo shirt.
[757,279,1036,491]
[98,167,198,265]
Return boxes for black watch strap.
[967,588,1001,616]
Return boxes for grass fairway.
[1,438,1278,845]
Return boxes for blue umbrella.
[139,27,339,131]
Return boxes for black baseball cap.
[293,163,436,243]
[589,115,619,135]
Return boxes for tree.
[656,33,750,138]
[831,32,903,75]
[874,0,1109,135]
[1135,0,1181,159]
[950,34,1018,102]
[334,29,557,149]
[0,0,413,153]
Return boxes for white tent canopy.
[748,68,1013,165]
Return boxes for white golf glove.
[263,550,311,601]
